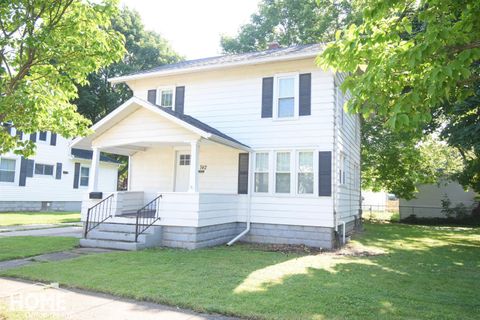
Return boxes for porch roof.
[70,97,251,154]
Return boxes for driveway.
[0,278,238,320]
[0,225,82,238]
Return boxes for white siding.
[92,107,200,148]
[0,133,118,204]
[333,73,361,225]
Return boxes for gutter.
[227,151,253,246]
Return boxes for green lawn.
[0,212,80,226]
[0,236,79,261]
[1,223,479,319]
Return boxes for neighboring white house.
[73,44,361,250]
[0,129,119,212]
[399,180,478,219]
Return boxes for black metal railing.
[84,194,114,238]
[135,195,162,242]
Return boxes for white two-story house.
[0,129,119,212]
[73,43,361,250]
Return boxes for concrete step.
[80,238,145,251]
[87,230,146,242]
[97,223,145,234]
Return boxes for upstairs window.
[39,131,47,141]
[339,153,346,185]
[158,88,174,108]
[254,153,269,193]
[0,158,16,182]
[35,163,54,176]
[277,76,296,118]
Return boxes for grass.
[1,223,479,319]
[0,212,80,226]
[0,237,78,261]
[0,304,59,320]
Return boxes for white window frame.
[274,151,292,194]
[0,157,17,184]
[254,152,269,193]
[38,131,49,143]
[296,151,315,195]
[273,73,299,120]
[336,84,345,127]
[353,162,360,189]
[79,165,90,188]
[34,163,55,178]
[156,86,175,109]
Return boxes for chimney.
[268,41,281,50]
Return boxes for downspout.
[332,73,338,242]
[227,151,253,246]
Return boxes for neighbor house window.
[0,158,16,182]
[158,88,174,108]
[275,152,291,193]
[298,151,314,194]
[80,166,90,187]
[35,163,54,176]
[277,76,296,118]
[353,162,359,189]
[39,131,47,141]
[254,153,269,192]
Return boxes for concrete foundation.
[0,201,81,212]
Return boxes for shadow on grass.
[1,223,479,319]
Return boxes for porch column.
[188,140,199,192]
[88,147,100,193]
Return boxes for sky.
[120,0,260,60]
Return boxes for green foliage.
[0,0,125,157]
[440,195,471,220]
[318,0,480,131]
[362,116,463,199]
[221,0,360,54]
[75,7,181,123]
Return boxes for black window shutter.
[56,163,62,180]
[16,130,23,140]
[6,126,12,135]
[147,89,157,105]
[261,77,274,118]
[299,73,311,116]
[238,153,249,194]
[50,133,57,146]
[30,133,37,142]
[175,86,185,114]
[26,159,34,177]
[19,157,28,186]
[318,151,332,196]
[73,162,80,189]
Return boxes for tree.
[319,0,480,193]
[221,0,359,54]
[75,7,181,123]
[0,0,125,156]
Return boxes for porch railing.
[135,195,162,242]
[84,194,114,238]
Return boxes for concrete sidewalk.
[0,278,239,320]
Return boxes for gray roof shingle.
[124,43,323,78]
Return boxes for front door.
[174,152,190,192]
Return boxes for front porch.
[72,97,252,250]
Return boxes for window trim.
[156,86,176,109]
[38,131,48,142]
[254,152,269,193]
[0,157,17,184]
[34,163,55,178]
[273,73,299,120]
[339,153,347,185]
[79,165,90,188]
[274,151,292,194]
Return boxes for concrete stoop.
[80,222,162,251]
